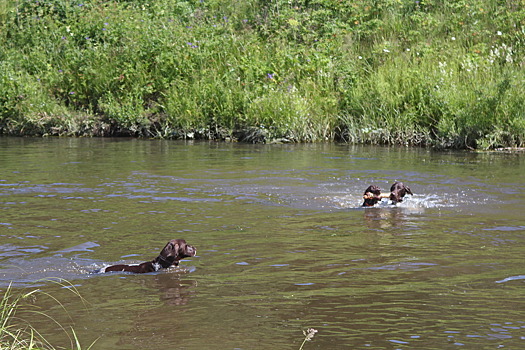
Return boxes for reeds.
[1,284,44,349]
[0,279,95,350]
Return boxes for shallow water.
[1,137,524,349]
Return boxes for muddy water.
[1,137,524,349]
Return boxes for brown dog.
[362,182,414,206]
[102,239,196,273]
[389,181,413,203]
[362,185,384,207]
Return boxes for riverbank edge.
[3,113,525,150]
[0,114,435,147]
[0,122,421,146]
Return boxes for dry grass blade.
[298,328,318,350]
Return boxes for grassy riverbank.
[1,0,524,148]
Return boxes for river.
[1,137,524,349]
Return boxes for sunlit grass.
[1,0,524,149]
[0,279,96,350]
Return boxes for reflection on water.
[1,138,524,349]
[495,275,525,283]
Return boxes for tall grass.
[1,285,45,349]
[1,0,524,148]
[0,279,95,350]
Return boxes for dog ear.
[159,241,175,257]
[363,185,381,195]
[167,240,181,258]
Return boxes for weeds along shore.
[1,280,95,350]
[1,0,524,149]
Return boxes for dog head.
[155,239,194,268]
[389,181,413,202]
[165,239,197,267]
[362,185,382,207]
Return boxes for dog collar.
[157,254,174,268]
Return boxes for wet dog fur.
[362,185,383,207]
[362,182,413,206]
[101,239,196,273]
[389,181,413,203]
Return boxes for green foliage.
[1,0,524,148]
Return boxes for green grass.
[1,0,524,149]
[1,284,44,349]
[0,279,95,350]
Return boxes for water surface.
[1,137,524,349]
